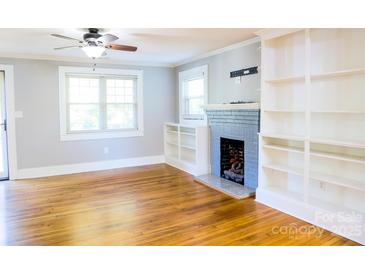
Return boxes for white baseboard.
[15,155,165,179]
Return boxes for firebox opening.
[220,137,244,185]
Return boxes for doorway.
[0,71,8,180]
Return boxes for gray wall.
[0,58,175,169]
[175,42,260,112]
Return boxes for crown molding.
[0,53,174,68]
[255,28,303,40]
[173,36,260,67]
[0,35,261,68]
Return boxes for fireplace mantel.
[203,102,260,111]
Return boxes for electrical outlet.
[235,77,241,84]
[103,147,109,154]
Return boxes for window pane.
[183,77,205,116]
[69,104,99,131]
[186,78,204,97]
[107,104,136,129]
[188,98,204,115]
[106,79,135,103]
[68,77,99,103]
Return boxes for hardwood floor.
[0,164,358,245]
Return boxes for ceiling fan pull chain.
[92,58,96,71]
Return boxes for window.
[179,65,208,125]
[59,67,143,141]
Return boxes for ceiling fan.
[51,28,137,59]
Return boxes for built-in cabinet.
[164,123,209,176]
[257,29,365,245]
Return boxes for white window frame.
[59,66,143,141]
[179,65,208,125]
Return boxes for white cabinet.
[256,28,365,245]
[164,123,209,176]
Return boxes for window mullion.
[100,77,107,130]
[66,77,70,133]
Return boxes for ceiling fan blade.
[107,44,137,52]
[54,45,82,50]
[97,34,119,44]
[51,34,83,43]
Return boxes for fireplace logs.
[220,138,244,185]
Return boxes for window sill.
[60,129,144,141]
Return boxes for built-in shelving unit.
[256,28,365,245]
[164,122,209,176]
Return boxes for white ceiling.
[0,28,259,67]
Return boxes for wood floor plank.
[0,164,359,246]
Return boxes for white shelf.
[166,141,178,147]
[310,171,365,192]
[166,141,196,151]
[263,144,304,154]
[265,75,305,84]
[311,110,365,114]
[262,163,304,177]
[180,132,196,137]
[311,68,365,80]
[180,144,196,150]
[310,150,365,165]
[166,129,196,137]
[165,122,201,129]
[310,137,365,149]
[264,140,365,164]
[264,109,305,113]
[261,133,305,142]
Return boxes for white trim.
[15,155,165,179]
[60,130,144,141]
[179,65,208,126]
[0,71,8,179]
[58,66,144,141]
[255,28,303,40]
[174,37,260,67]
[0,53,174,68]
[0,64,17,180]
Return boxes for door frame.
[0,65,17,180]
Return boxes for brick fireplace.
[195,104,260,198]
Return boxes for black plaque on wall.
[230,66,258,78]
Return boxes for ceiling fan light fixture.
[82,45,106,58]
[51,29,137,56]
